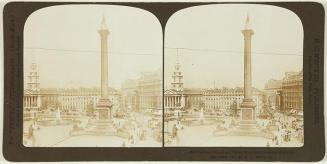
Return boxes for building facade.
[164,62,186,110]
[25,87,119,112]
[203,87,264,114]
[59,87,119,112]
[164,62,264,114]
[164,62,204,111]
[263,70,303,113]
[24,63,120,117]
[138,70,163,111]
[24,63,41,111]
[121,69,163,112]
[121,79,139,111]
[264,79,283,110]
[280,70,303,112]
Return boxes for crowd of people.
[120,110,162,147]
[265,112,304,147]
[165,107,304,147]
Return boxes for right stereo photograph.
[164,4,303,147]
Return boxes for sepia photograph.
[164,4,303,147]
[2,1,326,162]
[23,5,163,147]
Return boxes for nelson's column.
[240,14,256,121]
[234,15,272,138]
[70,16,115,136]
[96,15,113,120]
[214,15,272,139]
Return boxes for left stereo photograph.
[23,5,163,147]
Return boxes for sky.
[165,4,303,89]
[24,4,303,90]
[24,5,162,89]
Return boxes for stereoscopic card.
[2,1,325,161]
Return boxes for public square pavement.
[25,124,73,147]
[166,124,303,147]
[53,135,125,147]
[24,121,161,147]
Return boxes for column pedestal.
[96,98,112,120]
[87,98,116,135]
[213,103,273,139]
[70,99,117,136]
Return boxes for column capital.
[98,29,110,38]
[242,29,254,37]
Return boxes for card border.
[2,1,325,161]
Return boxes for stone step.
[90,120,114,123]
[229,130,262,137]
[89,122,115,126]
[239,123,257,127]
[86,123,116,130]
[238,127,255,131]
[239,120,257,124]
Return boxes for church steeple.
[171,62,183,92]
[27,63,40,92]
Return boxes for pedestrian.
[172,124,178,138]
[275,138,279,146]
[271,137,275,145]
[128,135,131,145]
[279,135,283,145]
[175,126,180,145]
[28,124,36,146]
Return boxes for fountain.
[36,107,74,126]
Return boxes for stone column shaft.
[169,96,171,107]
[100,33,109,99]
[242,29,254,101]
[170,96,172,107]
[174,96,176,107]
